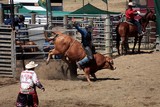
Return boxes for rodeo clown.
[16,61,45,107]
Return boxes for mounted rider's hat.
[128,2,135,7]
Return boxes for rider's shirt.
[74,25,92,47]
[20,70,41,94]
[125,8,137,20]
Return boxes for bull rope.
[64,39,76,56]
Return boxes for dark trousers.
[16,93,38,107]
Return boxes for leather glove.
[41,87,45,92]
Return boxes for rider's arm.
[74,25,85,35]
[127,9,137,15]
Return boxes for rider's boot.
[138,31,144,37]
[76,56,90,69]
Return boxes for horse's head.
[140,9,156,23]
[103,56,116,70]
[146,9,156,22]
[140,9,156,31]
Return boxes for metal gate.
[0,27,16,77]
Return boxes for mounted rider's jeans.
[77,46,93,67]
[128,19,142,34]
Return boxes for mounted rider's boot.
[138,31,145,37]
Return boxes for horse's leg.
[132,36,138,53]
[138,36,143,53]
[116,35,120,55]
[116,42,120,55]
[121,37,125,55]
[124,36,129,54]
[46,49,60,64]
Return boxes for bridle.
[139,10,156,32]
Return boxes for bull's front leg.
[90,73,97,81]
[84,68,91,83]
[46,49,60,64]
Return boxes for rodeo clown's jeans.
[77,46,93,66]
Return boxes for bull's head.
[103,56,116,70]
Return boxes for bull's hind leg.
[46,49,60,64]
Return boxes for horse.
[44,31,116,83]
[116,9,156,55]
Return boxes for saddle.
[125,21,135,25]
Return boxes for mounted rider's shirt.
[125,8,137,21]
[74,25,92,47]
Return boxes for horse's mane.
[139,10,150,24]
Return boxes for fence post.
[63,15,68,29]
[31,13,36,24]
[11,31,16,78]
[14,6,18,14]
[104,15,112,56]
[0,4,4,24]
[155,34,160,51]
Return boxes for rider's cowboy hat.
[128,2,135,6]
[25,61,38,69]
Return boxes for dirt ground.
[0,51,160,107]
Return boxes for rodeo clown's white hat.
[25,61,38,69]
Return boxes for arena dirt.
[0,51,160,107]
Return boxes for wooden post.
[31,13,36,24]
[14,6,18,14]
[63,15,68,29]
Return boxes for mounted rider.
[125,2,144,36]
[73,22,95,69]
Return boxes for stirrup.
[138,31,144,37]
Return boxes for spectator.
[4,15,12,25]
[16,61,45,107]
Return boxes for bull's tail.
[115,24,121,55]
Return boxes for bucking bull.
[45,31,116,83]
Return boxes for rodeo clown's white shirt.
[20,70,39,94]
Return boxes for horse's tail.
[115,23,121,51]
